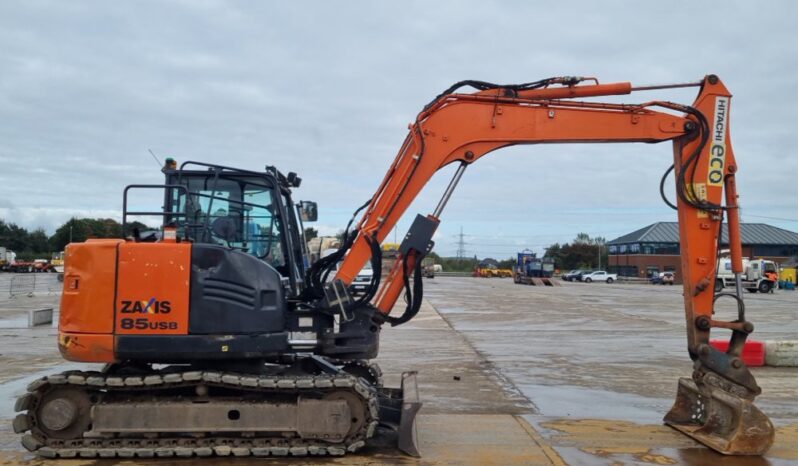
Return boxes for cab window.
[174,176,287,269]
[763,262,777,273]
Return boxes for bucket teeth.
[664,377,774,455]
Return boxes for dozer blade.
[398,371,422,457]
[376,371,422,457]
[664,377,774,455]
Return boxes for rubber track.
[14,369,378,459]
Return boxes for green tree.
[2,217,157,260]
[497,257,516,269]
[561,242,598,269]
[1,221,53,260]
[304,227,318,241]
[28,229,50,253]
[87,218,122,238]
[545,243,564,268]
[50,218,135,251]
[0,220,31,252]
[573,232,592,244]
[51,218,91,251]
[125,220,152,235]
[546,233,608,271]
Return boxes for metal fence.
[9,274,36,297]
[6,273,62,298]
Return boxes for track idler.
[664,365,774,455]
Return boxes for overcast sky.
[1,1,797,258]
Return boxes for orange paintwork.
[58,239,192,362]
[58,332,115,363]
[725,173,744,274]
[59,239,123,334]
[334,76,743,360]
[115,242,191,335]
[671,78,739,351]
[483,81,632,100]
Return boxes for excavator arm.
[325,75,773,455]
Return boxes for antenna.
[147,149,162,168]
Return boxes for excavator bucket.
[376,371,422,457]
[664,377,774,455]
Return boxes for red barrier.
[710,340,766,367]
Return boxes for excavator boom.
[330,75,773,455]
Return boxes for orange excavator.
[13,75,773,458]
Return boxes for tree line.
[314,230,609,272]
[0,218,147,261]
[544,232,608,271]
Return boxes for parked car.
[582,270,617,283]
[350,263,374,291]
[563,269,585,281]
[651,271,675,285]
[322,249,374,293]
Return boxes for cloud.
[1,1,797,256]
[0,206,121,233]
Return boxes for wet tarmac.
[0,274,796,464]
[423,278,798,421]
[424,277,798,465]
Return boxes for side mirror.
[299,201,318,222]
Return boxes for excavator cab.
[158,161,308,288]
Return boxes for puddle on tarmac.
[554,445,786,466]
[530,418,797,466]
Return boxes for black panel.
[189,244,286,334]
[116,333,289,361]
[320,305,381,359]
[399,214,436,257]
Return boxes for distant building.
[607,222,798,281]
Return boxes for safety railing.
[9,274,36,298]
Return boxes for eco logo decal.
[708,96,729,187]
